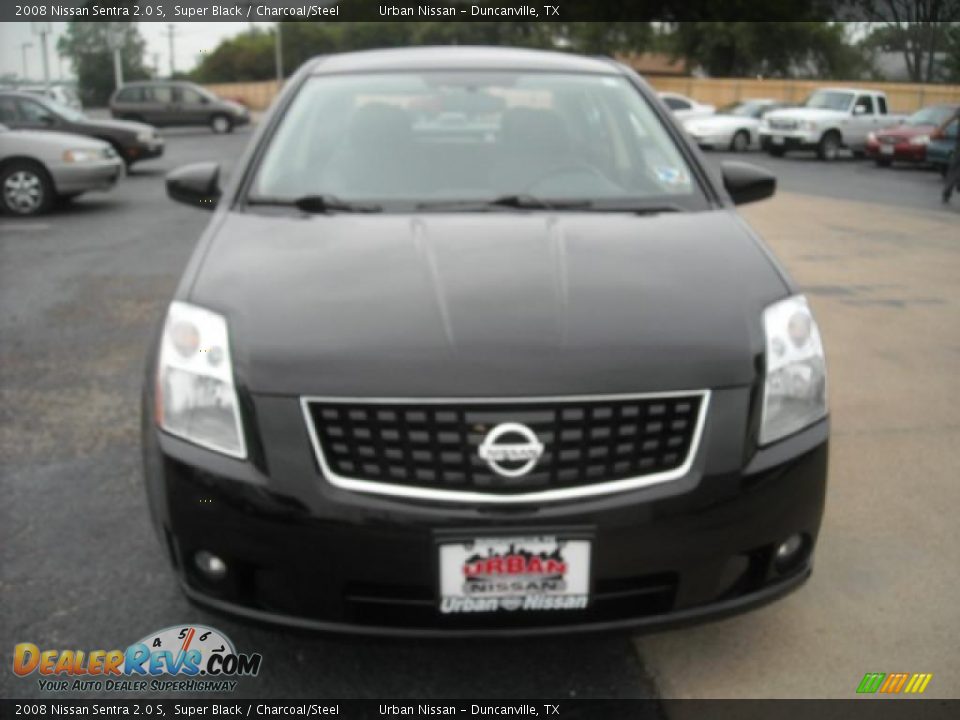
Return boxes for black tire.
[768,146,786,158]
[0,159,54,216]
[875,158,892,168]
[817,131,841,161]
[730,130,750,153]
[210,114,233,134]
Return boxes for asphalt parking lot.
[1,125,958,701]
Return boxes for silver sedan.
[0,123,124,216]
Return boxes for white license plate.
[772,136,785,145]
[438,536,590,614]
[880,144,895,155]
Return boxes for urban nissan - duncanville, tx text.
[143,47,829,636]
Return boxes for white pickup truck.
[759,87,906,160]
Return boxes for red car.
[866,104,959,167]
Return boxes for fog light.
[194,550,227,579]
[774,534,805,572]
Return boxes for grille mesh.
[305,395,704,496]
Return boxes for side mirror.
[721,161,776,205]
[166,162,221,210]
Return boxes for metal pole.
[21,43,32,80]
[39,31,50,88]
[168,24,176,77]
[275,22,283,81]
[113,48,124,89]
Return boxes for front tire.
[730,130,750,153]
[817,131,841,161]
[0,160,54,216]
[210,114,233,134]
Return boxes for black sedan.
[0,91,163,167]
[143,47,829,636]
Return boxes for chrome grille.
[302,392,709,502]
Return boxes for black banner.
[0,0,880,24]
[2,700,960,719]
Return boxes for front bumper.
[142,389,829,637]
[51,158,124,194]
[865,141,926,163]
[125,139,165,164]
[760,130,819,151]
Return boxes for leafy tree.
[56,4,149,106]
[851,1,960,82]
[664,22,869,79]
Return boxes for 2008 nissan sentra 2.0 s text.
[142,47,829,636]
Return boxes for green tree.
[852,2,960,82]
[57,23,149,105]
[665,22,868,79]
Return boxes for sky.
[0,21,271,83]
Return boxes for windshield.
[804,91,854,112]
[251,71,705,210]
[906,105,956,126]
[718,102,767,118]
[41,97,85,122]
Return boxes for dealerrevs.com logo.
[13,625,262,693]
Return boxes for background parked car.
[760,88,905,160]
[865,104,959,168]
[0,91,163,168]
[658,92,715,122]
[683,99,788,151]
[109,81,250,134]
[927,117,958,177]
[0,123,123,216]
[19,84,83,111]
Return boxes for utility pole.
[274,22,284,81]
[107,24,125,90]
[32,23,52,89]
[20,42,32,81]
[167,24,176,77]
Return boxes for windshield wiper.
[416,194,593,212]
[247,194,382,214]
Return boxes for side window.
[854,94,874,115]
[664,96,691,111]
[0,97,18,123]
[177,87,204,104]
[117,86,142,102]
[17,99,55,124]
[877,96,887,114]
[147,85,174,103]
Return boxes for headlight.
[62,149,99,163]
[760,295,827,445]
[909,135,930,146]
[136,130,154,143]
[156,301,246,458]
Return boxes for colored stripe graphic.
[857,673,885,694]
[904,674,933,694]
[857,672,932,694]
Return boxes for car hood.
[876,123,934,138]
[74,117,153,137]
[188,210,789,397]
[685,115,756,131]
[766,107,843,122]
[0,128,109,150]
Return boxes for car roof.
[307,46,620,75]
